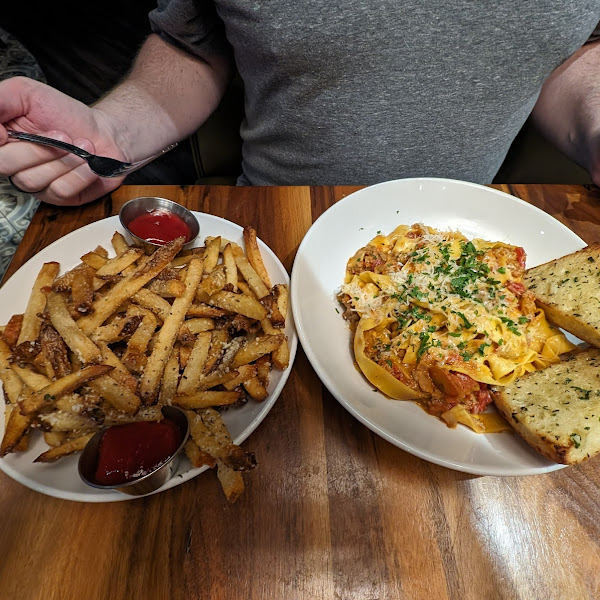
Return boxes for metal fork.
[6,130,178,178]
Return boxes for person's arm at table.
[531,38,600,186]
[0,34,233,206]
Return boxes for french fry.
[111,231,130,255]
[237,281,254,296]
[231,334,285,368]
[97,341,139,393]
[39,408,98,432]
[243,376,269,401]
[93,245,109,258]
[186,408,256,477]
[6,407,31,453]
[200,408,257,471]
[10,362,51,392]
[80,251,107,270]
[222,365,258,390]
[173,390,241,409]
[208,290,268,321]
[70,264,95,315]
[1,404,33,456]
[46,291,103,364]
[186,303,228,318]
[34,433,95,463]
[216,459,245,503]
[54,390,99,414]
[203,236,221,273]
[16,261,59,346]
[20,364,114,415]
[177,332,211,395]
[204,236,233,252]
[95,248,142,279]
[271,337,291,370]
[77,236,185,335]
[170,254,195,268]
[103,405,162,425]
[43,431,67,447]
[203,329,230,374]
[139,258,204,403]
[52,263,89,293]
[121,308,158,374]
[275,284,289,320]
[255,355,272,388]
[0,339,24,403]
[146,278,186,298]
[222,243,238,291]
[243,226,271,288]
[275,343,291,377]
[179,344,192,369]
[131,288,171,322]
[87,375,140,414]
[181,318,214,335]
[0,367,24,405]
[39,323,71,379]
[184,438,216,468]
[90,313,143,344]
[260,317,279,336]
[158,345,180,406]
[2,314,23,348]
[194,368,242,392]
[199,265,227,297]
[266,291,287,329]
[92,248,144,291]
[233,250,270,299]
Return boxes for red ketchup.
[127,209,191,244]
[94,420,183,486]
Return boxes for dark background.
[0,0,592,185]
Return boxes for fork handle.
[7,130,92,159]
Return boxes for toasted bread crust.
[524,244,600,346]
[493,349,600,464]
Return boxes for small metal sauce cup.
[78,406,190,496]
[118,196,200,254]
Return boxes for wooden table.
[1,183,600,600]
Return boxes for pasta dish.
[337,223,576,432]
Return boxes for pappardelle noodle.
[337,224,576,432]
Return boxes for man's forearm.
[93,33,233,161]
[531,39,600,184]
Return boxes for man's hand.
[0,77,127,206]
[0,33,232,206]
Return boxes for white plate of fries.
[0,213,296,502]
[291,178,585,476]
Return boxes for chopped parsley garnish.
[500,316,522,336]
[478,342,490,356]
[453,311,473,329]
[571,386,592,400]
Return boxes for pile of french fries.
[0,226,290,502]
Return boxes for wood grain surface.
[1,184,600,600]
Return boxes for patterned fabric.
[0,26,45,281]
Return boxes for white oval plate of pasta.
[291,177,585,476]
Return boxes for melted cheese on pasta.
[339,224,576,431]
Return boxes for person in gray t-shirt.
[0,1,599,205]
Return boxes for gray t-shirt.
[149,1,600,186]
